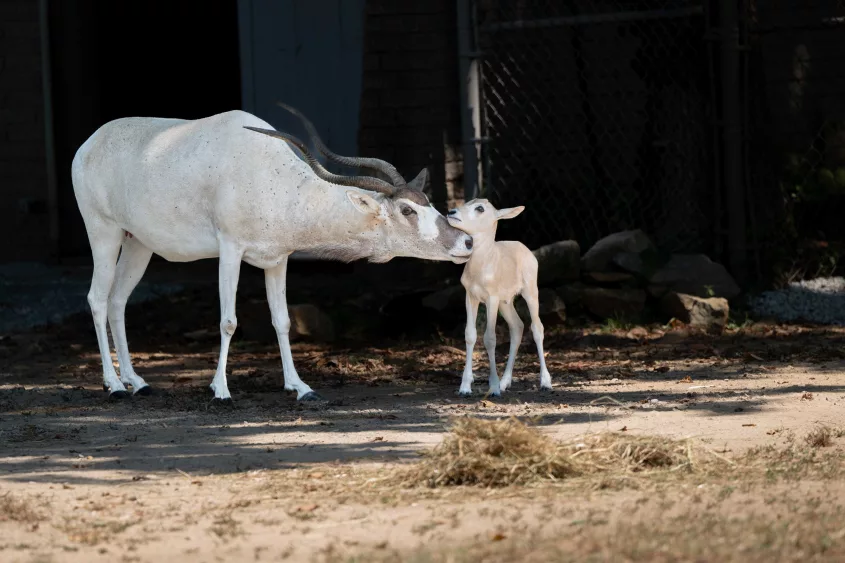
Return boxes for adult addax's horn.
[277,102,407,187]
[244,127,396,196]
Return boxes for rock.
[581,287,646,319]
[289,304,335,343]
[660,292,729,334]
[558,281,586,307]
[532,240,581,286]
[236,300,275,342]
[421,285,465,312]
[649,254,740,299]
[611,251,645,275]
[581,230,654,272]
[583,271,636,285]
[183,328,215,341]
[626,326,650,340]
[515,289,566,325]
[237,301,335,343]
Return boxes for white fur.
[72,110,472,401]
[407,202,439,241]
[447,199,552,396]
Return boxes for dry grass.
[58,518,138,546]
[346,502,845,563]
[805,426,834,448]
[397,417,723,488]
[0,492,45,524]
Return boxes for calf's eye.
[475,206,484,213]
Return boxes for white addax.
[72,104,473,402]
[447,199,552,396]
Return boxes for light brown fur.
[447,199,552,396]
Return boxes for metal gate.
[461,0,716,253]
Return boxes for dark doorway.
[48,0,242,259]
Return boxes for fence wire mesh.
[472,0,714,254]
[746,0,845,283]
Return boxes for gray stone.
[532,240,581,286]
[558,281,586,307]
[583,271,636,285]
[581,230,654,272]
[581,287,646,319]
[612,251,646,275]
[660,292,729,334]
[422,284,465,312]
[237,301,335,343]
[288,304,336,343]
[649,254,740,299]
[515,288,566,325]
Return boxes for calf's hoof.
[134,385,153,396]
[211,397,234,407]
[108,390,131,400]
[457,390,473,397]
[298,391,324,402]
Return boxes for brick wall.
[0,0,50,262]
[358,0,464,209]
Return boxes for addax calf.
[447,199,552,396]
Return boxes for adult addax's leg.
[498,301,524,392]
[458,292,480,396]
[209,242,242,402]
[108,235,154,395]
[86,225,126,398]
[265,258,321,401]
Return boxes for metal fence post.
[721,0,748,284]
[457,0,480,201]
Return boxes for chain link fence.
[746,0,845,283]
[471,0,714,254]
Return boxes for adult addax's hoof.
[103,384,109,393]
[457,390,473,397]
[211,397,234,407]
[134,385,153,396]
[109,390,131,400]
[539,385,553,393]
[298,391,323,402]
[486,390,502,398]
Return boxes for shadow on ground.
[2,262,845,484]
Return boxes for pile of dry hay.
[400,417,719,487]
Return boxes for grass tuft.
[805,425,834,448]
[397,417,715,488]
[0,492,45,524]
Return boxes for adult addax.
[72,106,472,402]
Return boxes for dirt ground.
[2,264,845,562]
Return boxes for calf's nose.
[448,209,457,216]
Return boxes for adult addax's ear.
[346,191,381,215]
[407,168,429,193]
[496,206,525,220]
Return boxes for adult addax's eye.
[401,206,416,216]
[475,206,484,213]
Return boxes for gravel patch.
[0,262,182,333]
[749,276,845,326]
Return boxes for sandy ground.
[2,272,845,562]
